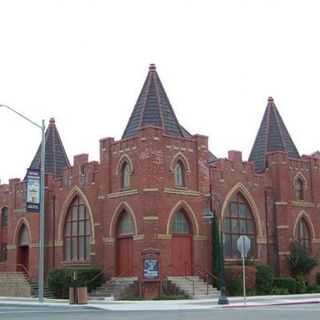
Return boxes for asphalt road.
[0,304,320,320]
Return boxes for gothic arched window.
[171,210,190,234]
[223,193,256,258]
[121,162,131,189]
[296,218,310,252]
[64,196,91,262]
[175,160,185,187]
[117,211,134,236]
[1,207,8,227]
[295,178,304,201]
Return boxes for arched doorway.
[170,209,192,276]
[17,224,30,274]
[116,210,134,276]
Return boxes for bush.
[48,267,104,299]
[288,241,318,276]
[295,274,306,294]
[273,277,296,294]
[270,287,289,295]
[154,294,190,300]
[316,273,320,285]
[256,264,273,295]
[306,285,320,293]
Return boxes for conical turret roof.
[122,64,190,139]
[249,97,300,172]
[29,118,70,176]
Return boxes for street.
[0,303,320,320]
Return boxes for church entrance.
[170,209,192,276]
[116,210,134,276]
[16,224,30,275]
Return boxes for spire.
[249,97,300,172]
[122,64,190,139]
[29,118,71,176]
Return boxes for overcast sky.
[1,0,320,183]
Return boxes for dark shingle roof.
[122,64,189,139]
[249,97,300,172]
[29,118,71,176]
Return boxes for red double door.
[116,237,134,276]
[171,235,192,276]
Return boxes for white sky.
[1,0,320,183]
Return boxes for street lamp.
[206,192,229,305]
[0,104,46,303]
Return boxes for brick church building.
[0,64,319,287]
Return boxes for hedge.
[48,267,104,299]
[273,277,296,294]
[256,264,273,295]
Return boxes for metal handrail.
[193,266,219,295]
[167,264,195,296]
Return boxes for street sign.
[237,235,251,258]
[237,235,251,306]
[202,207,214,224]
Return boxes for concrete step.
[167,276,219,299]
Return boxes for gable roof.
[249,97,300,172]
[29,118,71,176]
[122,64,190,139]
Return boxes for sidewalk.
[0,294,319,311]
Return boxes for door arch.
[170,209,192,276]
[116,210,134,276]
[17,224,30,274]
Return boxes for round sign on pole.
[237,235,251,258]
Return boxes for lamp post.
[209,192,229,305]
[0,104,46,303]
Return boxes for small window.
[121,162,131,189]
[1,207,8,227]
[171,210,190,234]
[175,160,185,187]
[296,218,310,252]
[295,178,304,201]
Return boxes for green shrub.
[295,274,306,294]
[271,287,289,295]
[288,241,318,276]
[256,264,273,294]
[316,273,320,285]
[306,285,320,293]
[273,277,296,294]
[48,267,104,299]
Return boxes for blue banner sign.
[26,169,40,212]
[143,258,159,280]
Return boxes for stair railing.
[6,264,31,279]
[167,264,195,297]
[193,265,218,295]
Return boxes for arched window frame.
[63,196,91,262]
[121,161,131,189]
[117,210,134,237]
[170,209,191,234]
[223,193,256,259]
[174,160,185,187]
[295,177,304,201]
[295,218,311,252]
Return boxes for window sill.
[62,260,92,267]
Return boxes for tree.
[287,241,318,276]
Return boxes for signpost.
[237,235,251,306]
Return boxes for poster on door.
[143,258,159,281]
[26,169,40,212]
